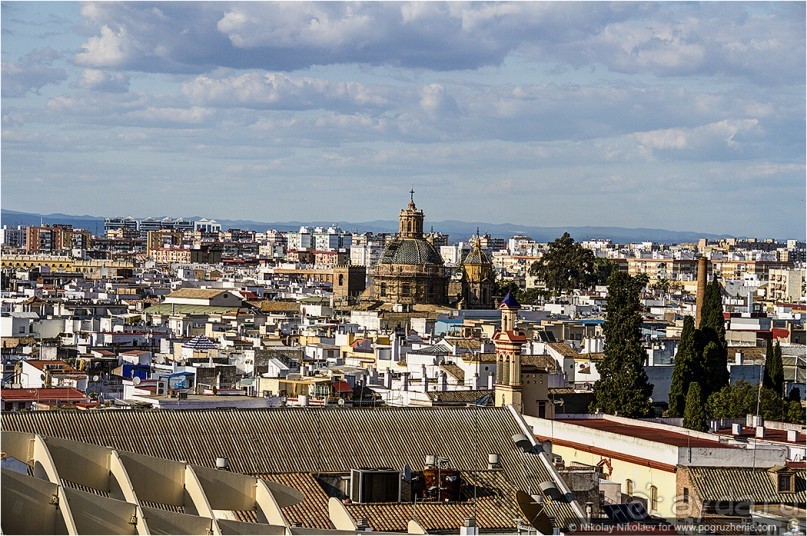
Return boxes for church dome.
[463,245,490,265]
[379,238,444,265]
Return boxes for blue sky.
[2,2,805,239]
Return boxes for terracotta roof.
[346,470,523,533]
[685,466,805,504]
[446,338,482,351]
[2,407,581,528]
[440,364,465,382]
[521,354,559,372]
[556,418,736,449]
[715,426,805,444]
[426,389,493,404]
[1,387,88,402]
[254,473,334,529]
[168,288,228,299]
[252,300,301,313]
[547,342,579,359]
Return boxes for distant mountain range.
[1,208,734,244]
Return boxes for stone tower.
[493,291,527,410]
[398,189,425,238]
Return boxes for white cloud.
[74,24,132,68]
[77,69,130,93]
[182,72,390,111]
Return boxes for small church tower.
[398,189,425,238]
[461,230,494,308]
[493,291,527,409]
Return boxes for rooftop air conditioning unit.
[350,469,402,503]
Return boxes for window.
[380,283,387,297]
[778,473,794,493]
[625,479,633,497]
[650,486,658,511]
[683,487,689,504]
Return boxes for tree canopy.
[707,381,804,424]
[592,270,654,417]
[529,233,596,294]
[770,341,785,397]
[668,316,699,417]
[683,381,709,432]
[697,277,729,399]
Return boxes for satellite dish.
[403,464,412,482]
[515,489,554,534]
[132,377,141,385]
[40,374,46,381]
[337,398,345,406]
[93,375,100,382]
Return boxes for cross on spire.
[409,188,415,202]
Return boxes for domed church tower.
[461,229,495,308]
[371,191,449,305]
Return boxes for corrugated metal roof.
[2,407,580,528]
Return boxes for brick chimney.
[695,257,709,326]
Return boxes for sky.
[1,2,805,239]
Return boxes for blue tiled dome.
[379,238,444,265]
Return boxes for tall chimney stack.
[695,257,709,327]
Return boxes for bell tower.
[399,189,424,239]
[493,291,527,410]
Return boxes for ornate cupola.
[493,291,528,409]
[399,189,425,239]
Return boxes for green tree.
[763,339,775,390]
[707,381,800,423]
[593,258,618,287]
[668,316,700,417]
[772,341,785,397]
[697,277,729,399]
[683,381,709,432]
[592,271,654,417]
[762,340,785,396]
[529,233,596,294]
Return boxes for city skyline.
[2,2,805,239]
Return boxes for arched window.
[625,479,633,498]
[338,274,344,286]
[650,485,658,511]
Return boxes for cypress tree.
[592,271,654,417]
[698,277,729,399]
[683,381,709,432]
[701,341,729,400]
[668,316,699,417]
[763,338,775,390]
[772,341,785,397]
